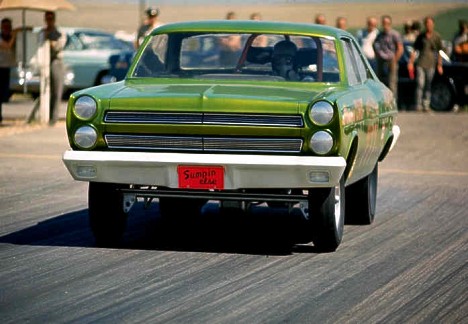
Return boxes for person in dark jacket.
[408,16,444,112]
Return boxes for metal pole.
[139,0,148,23]
[38,39,50,124]
[22,9,27,94]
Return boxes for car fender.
[343,133,359,183]
[378,125,400,162]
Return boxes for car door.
[338,37,381,184]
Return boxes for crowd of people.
[203,10,466,112]
[1,7,467,123]
[359,16,466,111]
[356,14,463,112]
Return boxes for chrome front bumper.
[63,150,346,189]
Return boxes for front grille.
[203,137,302,153]
[203,114,303,127]
[105,135,202,151]
[105,134,303,154]
[105,112,202,124]
[104,112,303,127]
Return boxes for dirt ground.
[1,2,466,36]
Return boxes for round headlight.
[309,101,334,125]
[74,96,97,120]
[310,131,334,155]
[74,126,97,149]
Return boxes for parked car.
[103,49,135,84]
[398,41,468,111]
[10,27,133,97]
[63,21,400,251]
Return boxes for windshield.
[132,32,340,82]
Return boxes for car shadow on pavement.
[0,209,95,248]
[0,202,319,255]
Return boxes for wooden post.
[38,39,50,124]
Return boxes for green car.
[63,21,400,251]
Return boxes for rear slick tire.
[345,164,378,225]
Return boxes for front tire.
[308,178,345,252]
[88,182,128,247]
[345,164,378,225]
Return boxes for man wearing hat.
[135,7,163,49]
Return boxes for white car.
[10,27,133,97]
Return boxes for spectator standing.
[408,16,444,112]
[38,11,66,125]
[373,15,403,100]
[315,14,326,25]
[135,7,162,49]
[403,20,421,43]
[452,19,468,62]
[411,21,422,39]
[250,13,268,47]
[403,20,416,43]
[225,11,237,20]
[356,16,378,70]
[335,17,347,30]
[250,12,262,21]
[0,18,17,124]
[219,11,242,66]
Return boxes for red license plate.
[178,165,224,189]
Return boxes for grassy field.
[1,1,466,41]
[433,6,468,40]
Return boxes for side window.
[64,34,82,51]
[133,34,168,77]
[351,40,371,82]
[341,39,359,86]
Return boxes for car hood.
[107,82,329,114]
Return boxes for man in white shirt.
[356,16,378,71]
[38,11,66,125]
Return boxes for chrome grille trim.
[203,114,303,127]
[104,112,303,127]
[105,112,203,124]
[105,135,203,151]
[204,137,303,153]
[105,134,303,153]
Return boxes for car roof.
[152,20,352,39]
[31,26,116,36]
